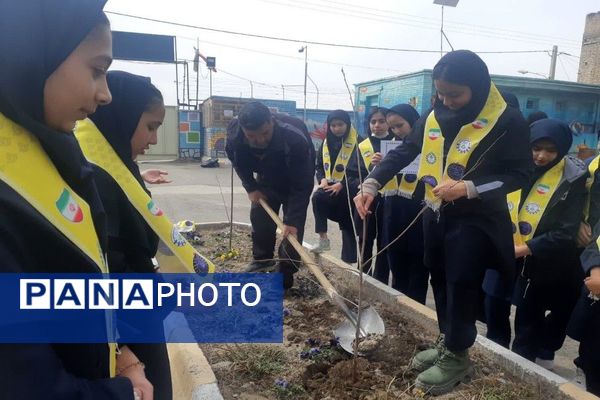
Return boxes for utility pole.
[299,45,308,122]
[549,45,558,80]
[281,84,285,100]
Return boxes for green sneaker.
[414,348,473,396]
[409,334,445,372]
[311,238,331,253]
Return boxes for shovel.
[259,199,385,354]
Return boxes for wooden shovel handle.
[258,198,337,296]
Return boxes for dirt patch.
[195,226,568,400]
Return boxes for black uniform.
[381,104,428,304]
[226,112,315,283]
[0,1,134,398]
[89,71,173,400]
[367,52,532,352]
[312,110,358,263]
[569,218,600,396]
[347,133,393,283]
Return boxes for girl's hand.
[514,244,532,259]
[324,182,343,196]
[141,169,171,184]
[432,179,467,202]
[371,152,383,166]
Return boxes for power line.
[105,10,550,54]
[258,0,580,49]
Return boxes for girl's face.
[434,79,472,111]
[531,139,559,167]
[329,119,348,137]
[386,114,411,139]
[44,23,113,132]
[131,103,165,160]
[369,112,388,137]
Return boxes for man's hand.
[248,190,266,204]
[141,169,172,184]
[281,225,298,239]
[324,182,343,196]
[577,221,593,248]
[514,244,532,259]
[353,192,374,220]
[371,152,383,166]
[432,179,467,202]
[319,178,329,189]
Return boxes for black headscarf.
[500,90,520,110]
[0,0,109,245]
[529,118,572,173]
[432,50,491,146]
[89,71,162,269]
[386,104,421,128]
[325,109,351,159]
[90,71,162,187]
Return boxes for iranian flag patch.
[471,118,488,129]
[536,184,550,195]
[56,189,83,223]
[428,128,441,140]
[147,200,163,216]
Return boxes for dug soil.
[195,226,568,400]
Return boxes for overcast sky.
[105,0,599,109]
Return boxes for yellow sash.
[323,128,357,182]
[75,119,215,275]
[509,159,565,244]
[419,83,507,210]
[584,154,600,220]
[359,137,397,194]
[0,113,117,377]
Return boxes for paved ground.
[142,159,579,381]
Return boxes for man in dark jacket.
[226,102,315,289]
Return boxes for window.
[526,98,539,110]
[555,100,567,112]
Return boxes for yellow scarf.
[323,128,357,182]
[509,159,565,245]
[584,154,600,221]
[418,83,507,210]
[358,137,397,194]
[0,113,117,377]
[75,119,215,275]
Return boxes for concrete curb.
[318,252,599,400]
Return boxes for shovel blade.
[333,305,385,355]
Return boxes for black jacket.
[368,106,533,275]
[226,114,315,228]
[522,156,588,282]
[0,182,133,399]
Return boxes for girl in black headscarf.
[88,70,172,399]
[0,1,151,398]
[311,109,358,263]
[509,119,587,368]
[379,104,429,304]
[354,50,532,395]
[347,106,393,281]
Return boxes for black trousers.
[250,192,305,274]
[512,277,581,361]
[311,188,357,263]
[425,213,491,352]
[382,195,428,304]
[484,295,512,348]
[354,196,389,284]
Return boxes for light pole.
[518,69,549,79]
[307,74,319,109]
[298,45,308,122]
[433,0,459,57]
